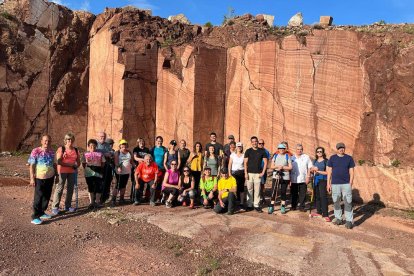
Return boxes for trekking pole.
[268,170,280,214]
[74,168,79,210]
[309,172,315,217]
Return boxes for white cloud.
[127,0,157,10]
[80,0,90,11]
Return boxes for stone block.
[320,16,333,26]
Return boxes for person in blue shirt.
[327,142,355,229]
[310,147,330,222]
[150,136,167,203]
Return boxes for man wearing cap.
[269,143,292,214]
[96,132,114,203]
[244,136,268,212]
[223,134,235,153]
[327,142,355,229]
[205,132,224,157]
[258,139,270,204]
[222,141,236,170]
[290,144,313,212]
[214,168,237,215]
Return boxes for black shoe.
[333,218,343,225]
[299,208,306,213]
[345,221,353,229]
[246,207,254,212]
[226,211,234,215]
[133,201,140,206]
[255,207,263,213]
[291,207,297,211]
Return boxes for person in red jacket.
[134,154,159,206]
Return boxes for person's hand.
[219,200,225,208]
[117,167,122,173]
[245,173,249,180]
[208,191,213,199]
[151,183,156,189]
[327,183,332,193]
[182,190,187,197]
[135,184,139,190]
[259,172,264,178]
[203,198,208,206]
[277,165,283,171]
[29,178,35,187]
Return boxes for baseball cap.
[119,139,128,145]
[228,134,235,139]
[277,143,287,149]
[105,138,114,144]
[236,142,243,147]
[336,142,346,149]
[170,140,177,146]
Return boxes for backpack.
[272,153,289,164]
[61,146,79,158]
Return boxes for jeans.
[101,163,113,202]
[32,177,54,219]
[246,173,261,208]
[332,183,353,222]
[52,173,76,209]
[314,180,329,217]
[291,182,306,209]
[135,179,154,202]
[214,192,236,213]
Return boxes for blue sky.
[51,0,414,26]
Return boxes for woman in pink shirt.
[51,133,80,215]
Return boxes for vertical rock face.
[0,0,95,150]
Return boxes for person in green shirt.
[214,167,237,215]
[199,167,218,208]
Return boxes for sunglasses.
[183,170,190,172]
[171,163,177,166]
[316,151,323,153]
[258,143,264,145]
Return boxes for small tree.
[222,7,235,25]
[204,22,213,28]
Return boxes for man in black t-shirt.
[178,139,190,172]
[205,132,224,157]
[132,138,150,201]
[244,136,268,212]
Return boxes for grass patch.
[390,159,401,167]
[0,11,17,22]
[358,160,365,166]
[197,256,221,275]
[403,25,414,35]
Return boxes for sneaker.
[88,203,96,210]
[246,206,254,212]
[40,213,52,220]
[255,207,263,213]
[203,205,210,209]
[310,213,322,218]
[166,201,172,208]
[133,201,140,206]
[226,211,234,215]
[268,205,274,214]
[110,201,116,208]
[324,216,331,222]
[189,203,195,209]
[95,203,103,209]
[239,205,246,212]
[119,198,126,205]
[67,207,76,213]
[150,201,156,207]
[31,218,43,225]
[345,221,353,229]
[333,218,343,225]
[280,205,286,214]
[51,208,59,216]
[182,201,187,207]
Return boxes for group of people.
[28,132,355,229]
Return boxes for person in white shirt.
[229,142,246,210]
[290,144,312,212]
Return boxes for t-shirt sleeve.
[27,149,37,165]
[327,156,333,167]
[213,177,217,185]
[287,156,292,164]
[244,149,249,159]
[231,177,237,189]
[349,157,355,168]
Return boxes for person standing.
[164,140,181,170]
[132,138,149,201]
[229,142,245,209]
[28,135,58,225]
[244,136,268,213]
[188,142,203,191]
[205,132,224,157]
[258,139,270,204]
[269,143,292,214]
[96,132,114,203]
[310,147,330,222]
[290,144,313,212]
[82,139,106,209]
[150,136,167,202]
[112,139,133,206]
[51,133,80,215]
[178,139,191,172]
[222,141,236,170]
[214,168,237,215]
[223,134,235,154]
[205,145,220,177]
[327,142,355,229]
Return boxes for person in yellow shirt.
[214,167,237,215]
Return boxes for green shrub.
[358,160,365,166]
[390,159,401,167]
[204,22,213,28]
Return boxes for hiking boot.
[255,207,263,213]
[95,203,103,209]
[166,201,172,208]
[226,211,234,215]
[333,218,343,225]
[345,221,353,229]
[110,201,116,208]
[324,216,332,222]
[51,208,59,216]
[246,206,254,212]
[31,218,42,225]
[133,201,140,206]
[40,213,52,220]
[280,205,286,214]
[189,203,195,209]
[268,205,274,214]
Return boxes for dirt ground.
[0,155,413,276]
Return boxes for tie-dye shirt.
[81,151,105,177]
[28,147,56,179]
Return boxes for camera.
[272,169,284,179]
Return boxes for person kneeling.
[177,166,196,208]
[162,161,180,208]
[200,167,218,208]
[214,168,237,215]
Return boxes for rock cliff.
[1,5,413,208]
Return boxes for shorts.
[115,173,129,189]
[85,176,103,193]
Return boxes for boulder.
[288,12,303,27]
[320,16,333,26]
[168,13,190,24]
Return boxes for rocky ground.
[0,155,413,275]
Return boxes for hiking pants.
[291,182,306,209]
[214,192,236,214]
[32,177,54,219]
[52,173,76,209]
[246,173,261,208]
[314,180,329,217]
[332,183,353,222]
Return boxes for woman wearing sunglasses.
[177,166,196,209]
[162,161,180,208]
[310,147,330,222]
